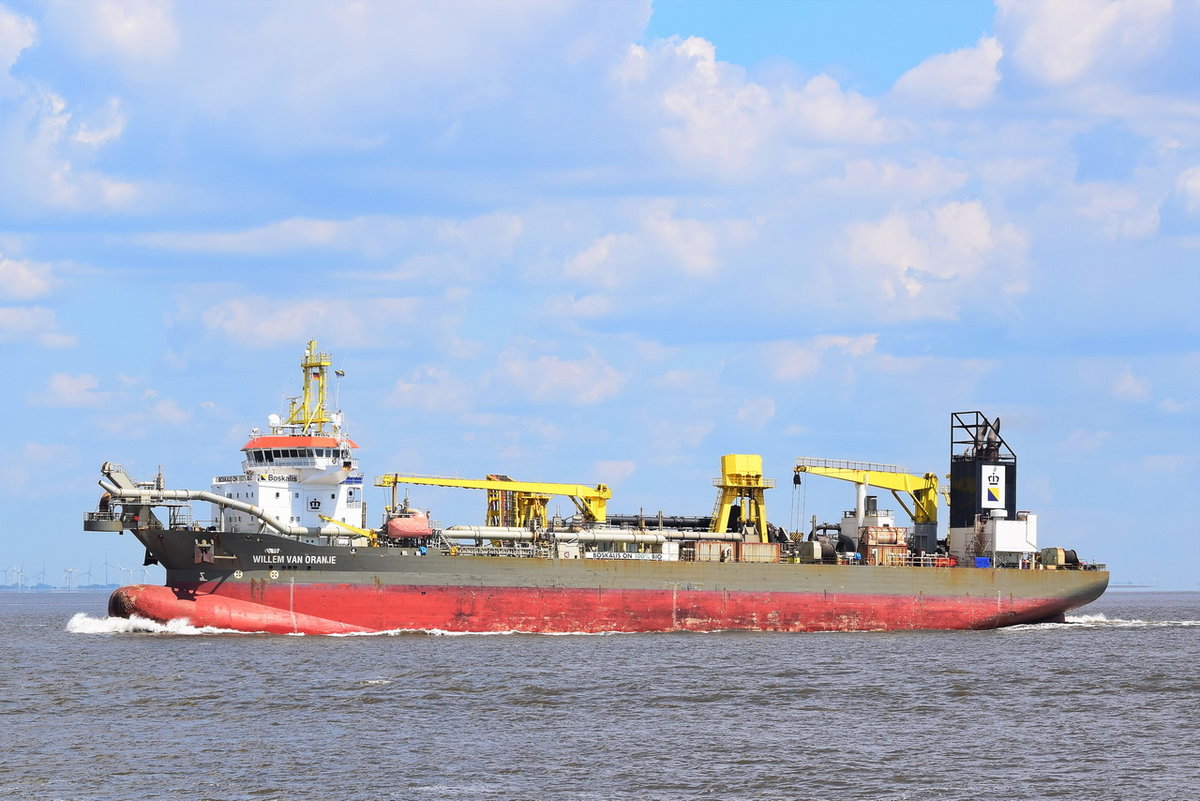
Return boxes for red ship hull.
[109,578,1096,635]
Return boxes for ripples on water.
[3,591,1198,801]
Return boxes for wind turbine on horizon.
[63,567,78,591]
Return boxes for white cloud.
[459,412,566,445]
[73,97,126,147]
[0,442,76,490]
[736,397,775,428]
[390,366,472,413]
[782,75,890,143]
[1059,429,1111,454]
[145,217,355,253]
[594,459,635,484]
[0,306,74,347]
[0,6,35,87]
[763,335,878,381]
[845,201,1028,320]
[150,398,191,425]
[833,157,969,199]
[137,213,526,282]
[201,297,419,346]
[564,233,635,289]
[558,203,748,290]
[616,36,891,177]
[1140,454,1192,473]
[46,1,647,152]
[494,350,626,405]
[0,7,137,213]
[1112,366,1150,401]
[0,255,56,299]
[999,0,1175,86]
[892,36,1002,110]
[543,293,616,319]
[53,0,179,67]
[1158,397,1191,414]
[28,373,111,408]
[643,416,715,458]
[1074,185,1160,240]
[655,367,716,392]
[1176,166,1200,216]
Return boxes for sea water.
[1,590,1197,801]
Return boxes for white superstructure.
[209,340,365,541]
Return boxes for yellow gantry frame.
[711,454,774,543]
[794,461,939,525]
[375,474,611,525]
[280,339,334,434]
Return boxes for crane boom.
[375,474,611,524]
[318,515,379,546]
[794,459,939,524]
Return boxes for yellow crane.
[794,458,940,551]
[710,454,774,543]
[375,473,611,527]
[318,515,379,546]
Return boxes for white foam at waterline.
[1066,613,1200,627]
[1005,613,1200,631]
[65,612,255,636]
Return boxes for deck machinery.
[796,411,1042,567]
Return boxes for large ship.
[84,341,1108,634]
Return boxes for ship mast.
[277,339,335,435]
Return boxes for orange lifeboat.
[385,509,433,539]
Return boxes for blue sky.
[1,0,1197,589]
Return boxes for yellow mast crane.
[710,454,775,543]
[278,340,335,434]
[794,458,940,550]
[374,474,612,526]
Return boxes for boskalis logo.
[309,498,322,511]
